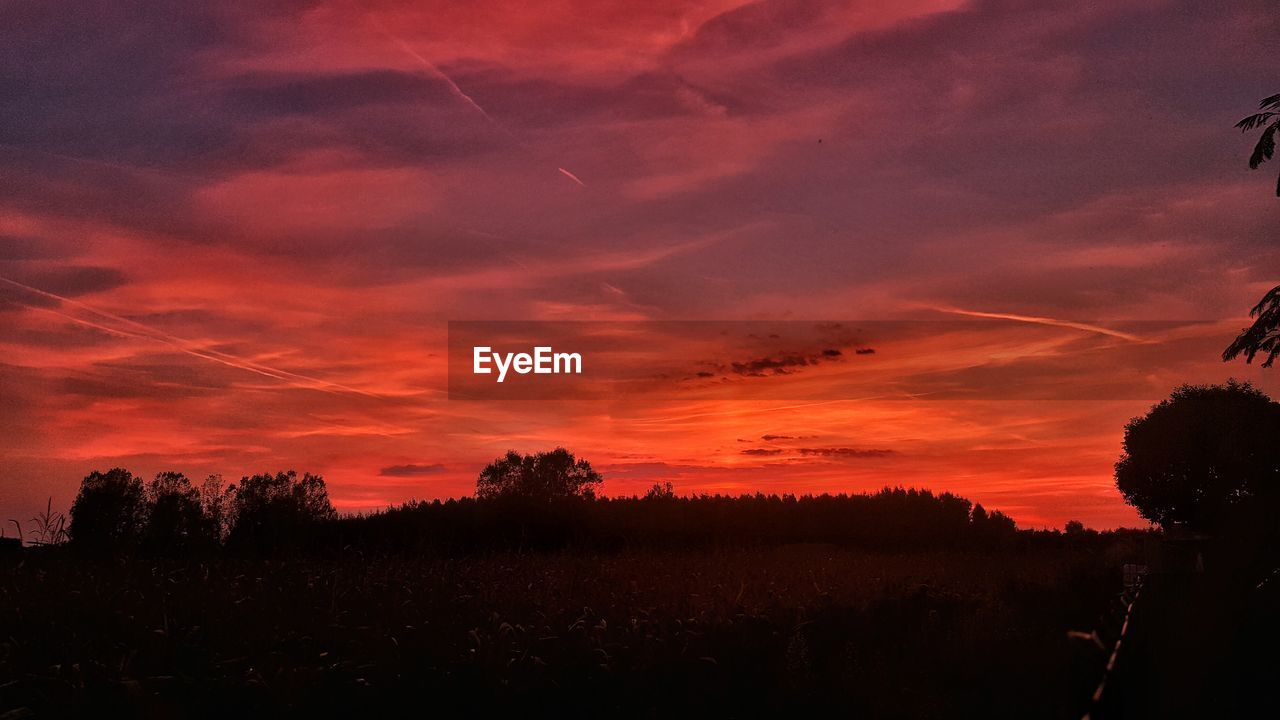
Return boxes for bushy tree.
[144,471,208,550]
[476,449,602,503]
[69,468,145,548]
[227,470,336,550]
[1115,381,1280,530]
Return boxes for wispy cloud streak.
[932,307,1144,342]
[1,276,384,398]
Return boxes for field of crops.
[0,541,1141,718]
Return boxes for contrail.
[0,276,384,398]
[368,16,514,139]
[368,17,587,188]
[386,34,493,120]
[933,306,1143,342]
[558,167,585,186]
[25,303,304,387]
[464,228,532,271]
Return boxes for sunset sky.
[2,0,1278,529]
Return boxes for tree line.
[332,484,1021,553]
[65,468,335,553]
[48,449,1025,555]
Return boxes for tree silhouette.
[198,474,234,543]
[644,481,676,500]
[69,468,144,548]
[970,502,1016,539]
[1222,94,1280,369]
[1237,92,1280,196]
[1115,382,1280,531]
[144,471,208,549]
[1223,285,1280,368]
[476,448,602,502]
[227,470,336,550]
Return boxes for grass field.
[0,539,1144,718]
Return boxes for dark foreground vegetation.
[1,535,1148,719]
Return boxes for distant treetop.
[476,448,602,502]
